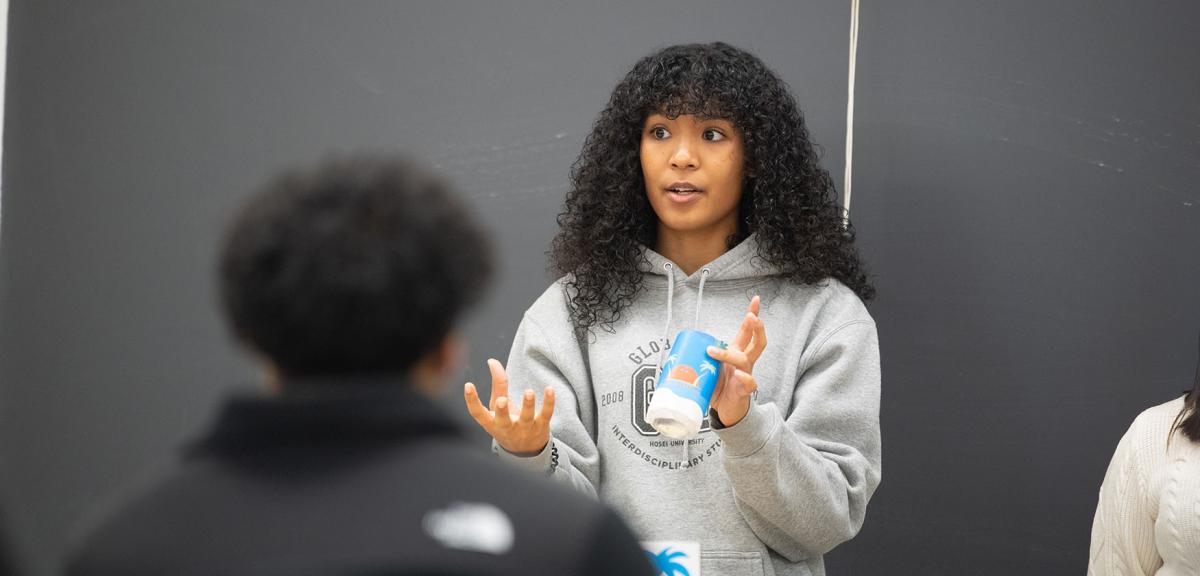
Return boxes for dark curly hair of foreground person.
[219,155,493,377]
[551,42,874,330]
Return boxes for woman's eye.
[702,129,726,142]
[651,127,670,139]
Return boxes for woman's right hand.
[463,358,555,456]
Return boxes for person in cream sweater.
[1089,345,1200,575]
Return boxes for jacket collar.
[191,375,462,456]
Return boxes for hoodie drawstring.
[657,264,711,373]
[695,268,710,328]
[688,269,713,462]
[656,262,676,381]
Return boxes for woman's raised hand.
[463,358,555,456]
[706,295,767,427]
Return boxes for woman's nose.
[670,141,698,170]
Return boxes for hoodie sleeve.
[715,318,882,561]
[494,311,601,498]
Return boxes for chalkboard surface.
[1,1,1197,575]
[847,1,1200,572]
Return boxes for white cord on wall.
[843,0,860,217]
[0,0,8,230]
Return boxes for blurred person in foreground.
[65,155,653,576]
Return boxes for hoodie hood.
[638,234,778,344]
[639,233,779,285]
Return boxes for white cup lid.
[645,388,703,439]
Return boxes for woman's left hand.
[706,295,767,427]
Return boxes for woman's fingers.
[487,358,508,409]
[745,314,767,365]
[708,345,751,373]
[463,383,494,429]
[493,396,513,430]
[738,296,764,360]
[518,389,537,424]
[732,369,758,396]
[466,363,555,455]
[732,300,761,345]
[710,298,765,407]
[536,387,556,426]
[726,295,764,359]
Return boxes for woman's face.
[640,113,745,238]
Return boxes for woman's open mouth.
[666,182,703,203]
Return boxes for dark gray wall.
[0,1,1196,575]
[846,1,1200,573]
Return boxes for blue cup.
[645,329,725,439]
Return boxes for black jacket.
[65,381,652,576]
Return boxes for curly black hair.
[219,154,492,379]
[551,42,874,329]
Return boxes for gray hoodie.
[497,235,881,576]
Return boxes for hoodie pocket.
[701,550,779,576]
